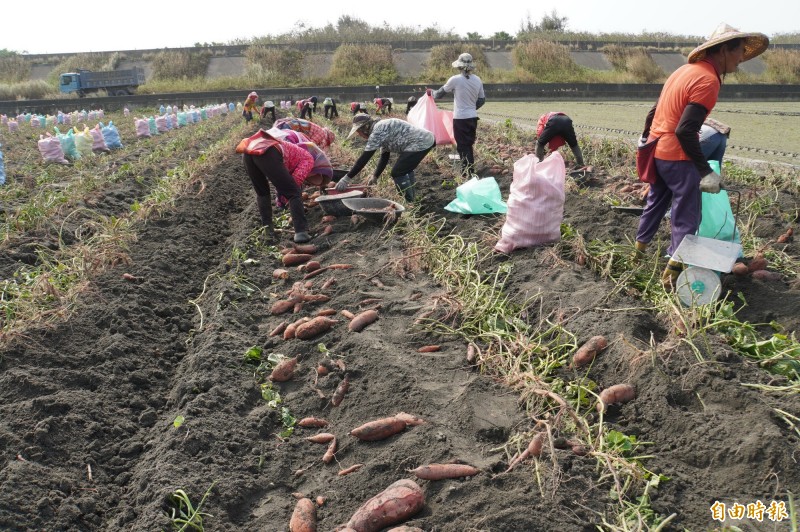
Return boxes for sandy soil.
[1,112,799,531]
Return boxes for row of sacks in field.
[124,103,237,118]
[2,109,105,132]
[130,103,232,138]
[38,103,232,164]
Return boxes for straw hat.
[347,114,374,139]
[452,53,475,70]
[688,23,769,63]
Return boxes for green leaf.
[243,346,263,363]
[173,415,185,428]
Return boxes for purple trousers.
[636,159,701,256]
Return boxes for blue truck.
[58,68,146,97]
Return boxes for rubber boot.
[255,195,276,239]
[633,241,648,263]
[393,172,416,202]
[661,259,684,291]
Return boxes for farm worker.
[267,129,333,210]
[298,99,314,120]
[535,112,586,168]
[406,95,417,114]
[242,92,261,123]
[432,52,486,176]
[237,130,314,243]
[374,97,392,115]
[261,100,276,122]
[334,115,435,202]
[634,23,768,289]
[323,97,339,119]
[350,102,367,115]
[273,117,336,149]
[309,96,319,111]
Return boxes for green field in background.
[467,101,800,167]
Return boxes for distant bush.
[603,45,664,83]
[512,39,584,81]
[148,50,211,81]
[422,44,488,81]
[328,44,398,85]
[763,49,800,84]
[0,54,31,83]
[245,46,305,85]
[0,79,56,100]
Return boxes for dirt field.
[1,107,799,531]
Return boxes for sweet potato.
[506,433,544,472]
[345,479,425,532]
[298,417,329,428]
[350,417,407,441]
[283,253,313,267]
[751,270,783,282]
[466,343,478,364]
[269,321,289,337]
[322,437,337,464]
[316,496,326,506]
[572,335,607,368]
[338,463,364,476]
[349,309,379,332]
[386,527,424,532]
[393,412,424,427]
[284,317,310,340]
[321,215,337,223]
[273,268,290,280]
[748,254,768,272]
[303,294,331,303]
[596,383,636,413]
[417,345,440,353]
[322,225,334,236]
[407,463,480,480]
[303,267,328,280]
[292,243,318,255]
[731,262,749,276]
[306,433,336,444]
[121,273,139,281]
[271,299,297,315]
[341,309,355,320]
[316,308,337,317]
[270,356,299,382]
[359,298,382,307]
[303,261,322,273]
[295,316,337,340]
[289,497,316,532]
[331,375,350,407]
[320,278,337,291]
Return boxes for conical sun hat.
[688,23,769,63]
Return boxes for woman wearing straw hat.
[242,91,261,123]
[633,23,768,290]
[333,114,435,202]
[432,52,486,176]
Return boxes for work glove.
[638,136,648,148]
[699,171,721,194]
[334,175,351,191]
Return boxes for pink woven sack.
[406,93,455,145]
[494,152,566,253]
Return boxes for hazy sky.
[2,0,797,55]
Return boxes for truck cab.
[59,73,81,94]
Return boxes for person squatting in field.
[374,97,393,115]
[298,99,314,120]
[242,91,261,123]
[432,52,485,176]
[633,23,768,289]
[334,114,436,202]
[535,112,586,168]
[323,97,339,119]
[260,100,276,122]
[350,102,367,115]
[238,130,315,243]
